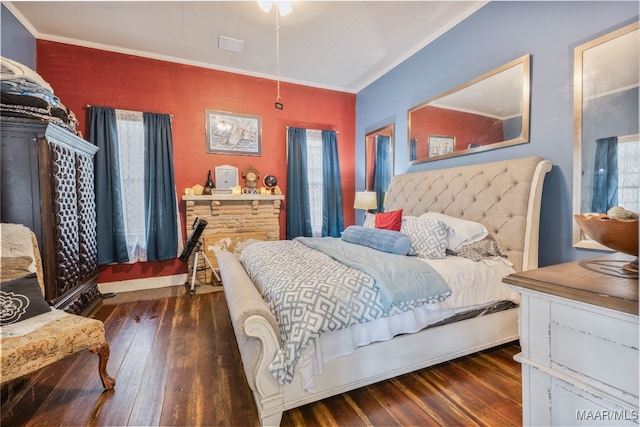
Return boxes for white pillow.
[401,217,451,259]
[419,212,488,252]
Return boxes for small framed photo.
[215,165,239,190]
[428,135,455,157]
[205,110,261,156]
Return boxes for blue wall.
[1,4,36,68]
[356,1,639,266]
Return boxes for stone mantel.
[182,193,283,285]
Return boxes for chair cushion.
[0,310,107,384]
[0,273,51,325]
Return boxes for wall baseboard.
[98,273,189,294]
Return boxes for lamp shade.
[354,191,378,210]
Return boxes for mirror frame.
[572,21,639,250]
[407,54,531,164]
[365,123,394,192]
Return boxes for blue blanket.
[241,239,452,384]
[296,237,451,311]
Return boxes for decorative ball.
[263,175,277,188]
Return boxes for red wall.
[36,41,356,284]
[411,105,503,155]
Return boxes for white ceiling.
[582,27,639,99]
[4,1,487,93]
[430,58,526,120]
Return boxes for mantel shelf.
[182,194,284,201]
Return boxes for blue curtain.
[410,138,417,161]
[373,135,391,212]
[321,130,344,237]
[143,113,179,261]
[592,136,618,213]
[286,127,312,239]
[89,106,129,265]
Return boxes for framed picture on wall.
[205,110,261,155]
[428,135,455,157]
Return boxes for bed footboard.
[217,251,284,426]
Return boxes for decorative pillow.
[448,235,508,262]
[341,225,411,255]
[374,209,403,231]
[0,273,51,325]
[420,212,488,251]
[363,212,375,228]
[401,218,451,259]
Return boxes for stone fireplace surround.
[182,194,284,285]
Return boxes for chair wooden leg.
[88,342,116,391]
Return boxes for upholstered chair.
[0,223,115,390]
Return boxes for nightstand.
[503,254,639,426]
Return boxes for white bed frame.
[218,156,552,426]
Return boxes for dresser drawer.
[551,377,639,426]
[550,302,639,400]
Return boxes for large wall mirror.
[573,21,639,249]
[365,123,394,212]
[408,54,530,164]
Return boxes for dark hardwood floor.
[1,285,523,426]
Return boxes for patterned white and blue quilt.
[240,237,452,384]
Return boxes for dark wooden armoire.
[1,117,101,315]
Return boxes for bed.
[217,156,551,426]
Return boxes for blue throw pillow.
[0,273,51,325]
[341,225,411,255]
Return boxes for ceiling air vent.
[218,36,244,53]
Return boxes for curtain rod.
[85,104,173,118]
[286,125,339,134]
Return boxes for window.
[90,106,180,265]
[286,127,343,239]
[115,110,148,262]
[617,135,639,213]
[305,130,324,236]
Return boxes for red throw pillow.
[375,209,403,231]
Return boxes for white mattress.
[296,255,518,391]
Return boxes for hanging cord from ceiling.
[275,11,283,109]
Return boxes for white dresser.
[504,254,639,426]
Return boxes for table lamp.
[354,191,377,212]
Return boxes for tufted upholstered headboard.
[385,156,551,272]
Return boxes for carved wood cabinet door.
[1,117,100,314]
[45,126,100,313]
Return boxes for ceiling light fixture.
[258,1,292,17]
